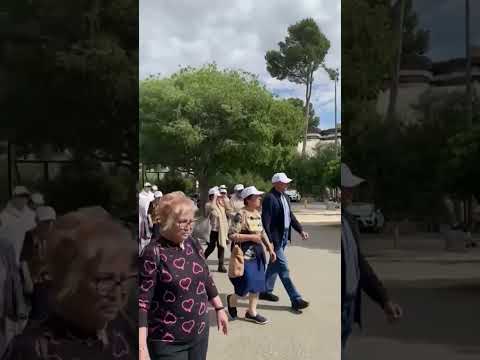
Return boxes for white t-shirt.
[280,194,291,230]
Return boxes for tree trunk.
[302,72,314,158]
[465,0,472,127]
[197,172,209,217]
[386,0,406,124]
[334,76,338,151]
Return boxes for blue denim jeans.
[265,230,301,303]
[341,297,355,359]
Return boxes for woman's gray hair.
[46,210,136,302]
[156,192,198,232]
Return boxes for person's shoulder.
[140,240,160,260]
[263,191,275,201]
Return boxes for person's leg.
[228,293,238,307]
[148,343,189,360]
[264,257,279,293]
[217,245,226,272]
[275,245,302,302]
[204,231,218,259]
[188,331,209,360]
[247,293,259,316]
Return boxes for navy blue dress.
[230,241,266,296]
[228,210,268,296]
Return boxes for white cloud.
[140,0,341,128]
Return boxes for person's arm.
[261,231,274,253]
[20,231,34,263]
[347,212,389,307]
[290,211,304,235]
[224,198,235,219]
[228,213,261,243]
[191,237,228,335]
[288,198,308,239]
[358,251,389,307]
[138,244,159,356]
[147,202,154,228]
[261,195,274,243]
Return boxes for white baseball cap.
[208,187,220,196]
[36,206,56,222]
[272,172,292,184]
[219,188,227,194]
[152,185,158,191]
[31,193,45,205]
[219,184,227,190]
[13,186,30,197]
[144,182,152,188]
[154,191,163,198]
[241,186,264,199]
[234,184,244,192]
[341,163,365,188]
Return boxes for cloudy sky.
[140,0,341,130]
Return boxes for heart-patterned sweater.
[139,236,218,345]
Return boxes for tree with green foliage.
[287,98,320,131]
[140,65,304,211]
[2,0,138,170]
[287,144,339,198]
[265,18,330,157]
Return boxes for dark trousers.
[148,333,209,360]
[204,231,224,266]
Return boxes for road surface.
[206,203,341,360]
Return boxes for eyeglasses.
[94,274,137,297]
[176,218,197,229]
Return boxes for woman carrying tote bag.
[225,186,276,325]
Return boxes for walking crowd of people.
[0,186,138,360]
[138,172,311,360]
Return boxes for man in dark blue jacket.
[341,163,402,357]
[260,172,310,311]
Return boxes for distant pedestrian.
[148,191,163,240]
[219,185,234,218]
[204,188,228,273]
[260,173,310,312]
[139,183,153,252]
[0,186,37,264]
[230,184,245,212]
[226,186,276,325]
[29,193,45,211]
[21,206,56,325]
[341,163,402,357]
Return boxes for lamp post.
[334,68,339,153]
[465,0,473,230]
[465,0,472,128]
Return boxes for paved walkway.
[345,231,480,359]
[206,206,341,360]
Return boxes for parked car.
[346,202,384,233]
[285,189,302,202]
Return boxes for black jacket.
[342,210,389,326]
[261,188,303,247]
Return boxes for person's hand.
[269,251,277,263]
[384,301,403,323]
[216,309,229,335]
[301,231,309,240]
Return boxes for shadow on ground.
[349,277,480,356]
